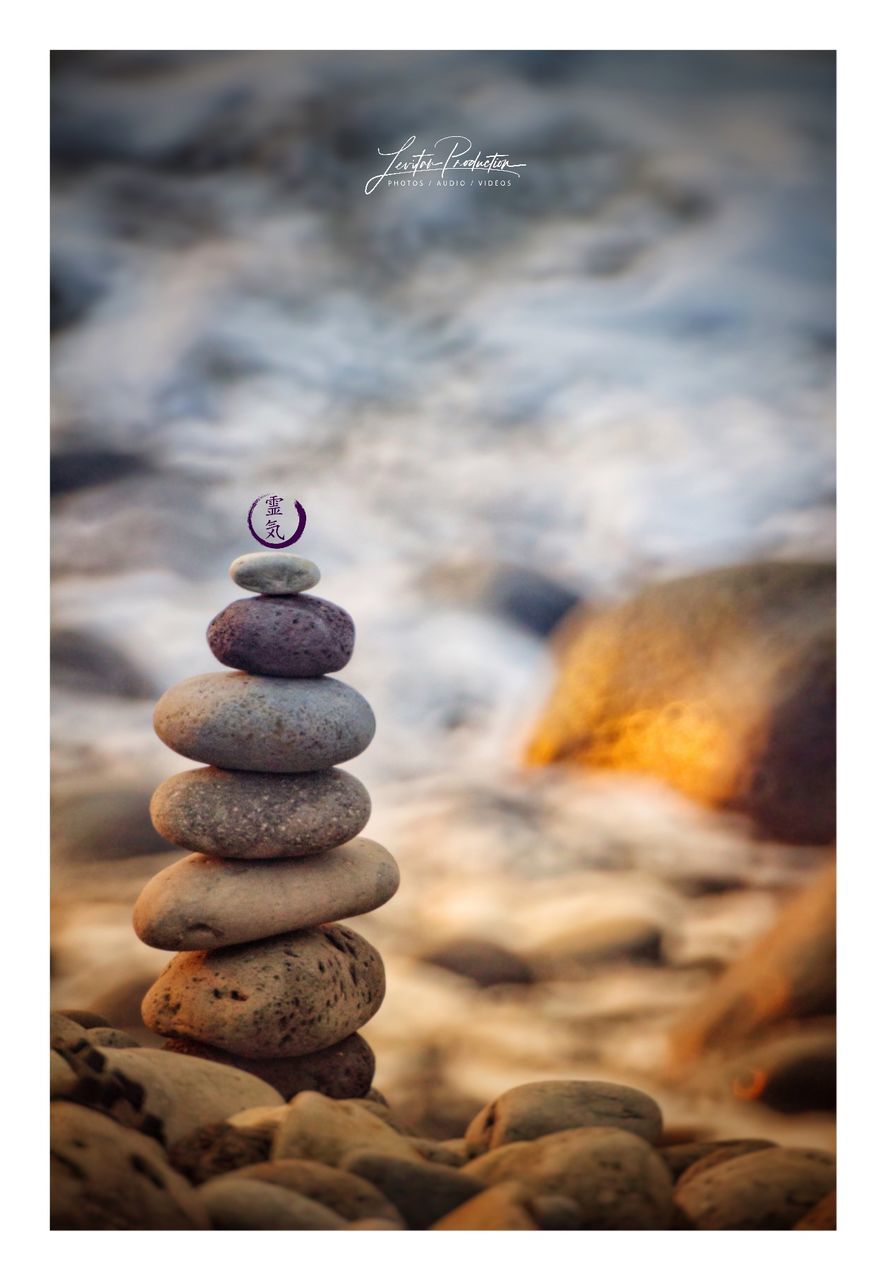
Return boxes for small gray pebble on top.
[230,552,320,595]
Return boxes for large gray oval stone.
[150,766,370,858]
[142,924,385,1058]
[133,838,400,950]
[153,673,375,772]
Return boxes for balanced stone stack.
[134,551,398,1100]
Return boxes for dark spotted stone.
[207,594,354,677]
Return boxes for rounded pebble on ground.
[465,1080,663,1155]
[674,1146,836,1229]
[198,1176,345,1229]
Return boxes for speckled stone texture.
[208,594,355,677]
[133,838,400,950]
[142,924,385,1057]
[230,552,320,595]
[164,1033,376,1100]
[153,672,375,772]
[150,766,371,858]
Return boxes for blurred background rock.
[50,51,835,1148]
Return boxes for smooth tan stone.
[219,1159,404,1223]
[153,672,375,772]
[198,1177,345,1229]
[142,924,385,1058]
[272,1092,424,1166]
[431,1181,538,1230]
[464,1126,674,1229]
[674,1147,836,1230]
[51,1102,210,1230]
[133,838,399,951]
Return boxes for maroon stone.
[163,1032,375,1100]
[207,595,355,677]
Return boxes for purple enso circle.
[247,495,307,548]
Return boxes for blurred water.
[51,50,834,800]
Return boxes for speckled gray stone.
[230,552,320,595]
[465,1080,663,1156]
[142,924,385,1058]
[674,1146,836,1229]
[463,1126,674,1229]
[208,595,354,677]
[153,673,375,772]
[133,837,400,950]
[150,766,371,858]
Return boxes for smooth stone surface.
[219,1159,403,1224]
[151,766,371,858]
[51,1049,77,1097]
[143,925,385,1058]
[208,595,354,677]
[153,673,375,772]
[273,1092,424,1166]
[422,936,534,988]
[85,1027,141,1048]
[230,552,320,595]
[432,1181,538,1230]
[794,1189,836,1230]
[465,1080,663,1156]
[168,1121,272,1184]
[676,1139,778,1187]
[164,1032,375,1100]
[464,1127,674,1229]
[134,838,399,951]
[659,1138,775,1180]
[198,1177,345,1229]
[61,1046,284,1146]
[51,1102,210,1230]
[674,1146,836,1230]
[343,1151,484,1229]
[54,1008,111,1029]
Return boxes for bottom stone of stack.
[163,1033,375,1101]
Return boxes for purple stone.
[207,595,355,677]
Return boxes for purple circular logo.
[247,494,307,548]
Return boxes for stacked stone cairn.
[134,551,398,1100]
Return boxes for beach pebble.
[219,1159,403,1223]
[66,1046,283,1146]
[342,1151,485,1228]
[50,1050,77,1097]
[51,1102,210,1230]
[198,1176,345,1229]
[464,1126,673,1229]
[54,1008,111,1029]
[658,1139,773,1180]
[85,1027,141,1048]
[168,1121,272,1184]
[676,1139,778,1187]
[529,1193,583,1229]
[134,838,399,951]
[422,936,534,988]
[273,1092,424,1166]
[163,1032,375,1100]
[150,766,371,858]
[230,552,320,595]
[465,1080,663,1156]
[794,1189,836,1230]
[208,595,354,677]
[153,672,375,772]
[432,1181,538,1230]
[142,925,385,1058]
[674,1146,836,1229]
